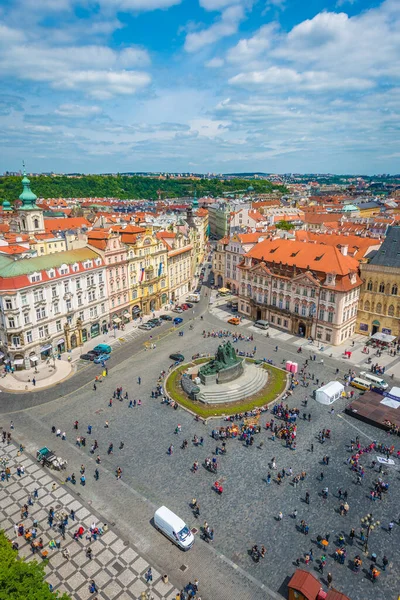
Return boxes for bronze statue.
[199,341,240,376]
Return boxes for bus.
[359,372,388,390]
[350,377,371,391]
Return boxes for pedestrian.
[320,472,324,481]
[94,469,99,481]
[145,567,153,582]
[305,492,310,504]
[33,488,38,499]
[382,555,389,571]
[74,420,79,429]
[70,509,75,521]
[311,443,314,453]
[93,383,97,391]
[32,377,36,386]
[327,573,333,588]
[138,376,141,385]
[87,425,92,434]
[89,579,97,593]
[388,521,394,534]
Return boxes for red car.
[180,304,189,310]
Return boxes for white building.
[0,248,109,368]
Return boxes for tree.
[0,530,70,599]
[275,220,295,231]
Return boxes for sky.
[0,0,399,175]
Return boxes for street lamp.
[361,513,380,553]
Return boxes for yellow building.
[126,228,169,316]
[31,235,67,256]
[356,226,400,338]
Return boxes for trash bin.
[162,574,169,584]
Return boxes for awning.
[40,344,52,352]
[218,288,230,293]
[56,338,65,345]
[132,306,141,314]
[13,359,24,366]
[371,332,396,343]
[123,311,131,317]
[30,355,39,362]
[113,317,122,324]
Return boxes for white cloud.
[96,0,182,9]
[185,4,244,52]
[0,28,151,98]
[199,0,240,9]
[55,104,102,117]
[229,67,374,91]
[226,23,277,64]
[205,57,225,67]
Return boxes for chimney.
[340,244,348,256]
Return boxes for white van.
[187,294,200,303]
[154,506,194,551]
[360,372,388,390]
[254,320,269,330]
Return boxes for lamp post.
[361,513,380,553]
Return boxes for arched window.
[376,302,382,313]
[364,301,370,311]
[34,218,39,229]
[388,304,395,316]
[367,280,373,291]
[392,284,398,295]
[379,282,385,293]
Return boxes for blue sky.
[0,0,399,175]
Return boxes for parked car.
[94,353,110,364]
[185,302,194,308]
[173,307,183,313]
[227,317,241,325]
[92,344,112,355]
[180,304,189,310]
[173,317,183,325]
[160,314,173,321]
[139,323,153,330]
[169,353,185,362]
[148,318,162,326]
[80,353,96,361]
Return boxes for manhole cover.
[113,562,124,574]
[55,504,61,509]
[191,528,198,535]
[124,541,129,546]
[179,565,188,572]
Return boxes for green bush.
[0,530,70,599]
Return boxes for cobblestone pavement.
[2,301,400,600]
[0,442,179,600]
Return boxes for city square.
[1,293,399,600]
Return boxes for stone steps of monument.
[198,367,268,404]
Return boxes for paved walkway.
[0,441,179,600]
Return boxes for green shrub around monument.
[165,359,287,418]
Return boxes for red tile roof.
[44,217,90,232]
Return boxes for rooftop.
[0,247,100,278]
[369,226,400,268]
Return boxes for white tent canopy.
[316,381,344,405]
[371,332,396,343]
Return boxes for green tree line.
[0,174,287,202]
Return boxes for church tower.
[17,162,45,234]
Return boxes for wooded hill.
[0,174,287,202]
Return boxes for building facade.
[208,201,230,239]
[356,226,400,338]
[238,239,362,346]
[0,248,108,367]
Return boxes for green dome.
[247,185,254,192]
[19,170,37,209]
[2,200,12,212]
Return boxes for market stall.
[316,381,344,405]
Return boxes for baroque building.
[238,239,362,346]
[356,226,400,338]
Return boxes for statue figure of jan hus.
[199,341,239,376]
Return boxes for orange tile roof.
[44,217,90,231]
[245,238,359,276]
[237,233,266,243]
[0,245,30,255]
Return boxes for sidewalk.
[0,360,73,393]
[0,440,179,600]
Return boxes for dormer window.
[30,272,41,283]
[59,265,69,276]
[48,269,55,278]
[72,263,79,272]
